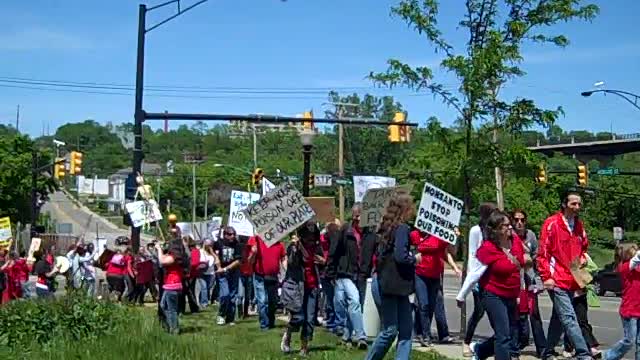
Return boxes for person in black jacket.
[327,203,369,350]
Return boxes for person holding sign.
[410,229,461,347]
[468,210,525,360]
[327,204,370,350]
[365,190,418,360]
[32,250,61,298]
[248,232,287,330]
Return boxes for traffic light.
[388,112,409,143]
[535,164,547,184]
[54,158,66,180]
[302,110,314,130]
[577,163,588,187]
[252,168,264,187]
[69,151,83,175]
[308,173,315,189]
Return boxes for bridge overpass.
[528,133,640,161]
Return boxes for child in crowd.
[603,244,640,360]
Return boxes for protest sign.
[229,191,260,236]
[353,176,396,203]
[208,216,223,240]
[242,182,315,247]
[414,182,463,245]
[360,186,412,228]
[125,200,163,228]
[0,217,12,248]
[305,197,336,223]
[262,178,276,196]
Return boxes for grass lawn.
[23,306,449,360]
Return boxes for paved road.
[42,191,153,246]
[439,273,623,351]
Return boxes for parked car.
[592,262,622,297]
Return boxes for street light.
[300,129,315,197]
[581,89,640,111]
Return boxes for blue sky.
[1,0,639,138]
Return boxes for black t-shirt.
[214,240,242,268]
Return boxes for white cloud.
[0,27,92,51]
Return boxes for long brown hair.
[616,243,639,266]
[378,189,414,246]
[484,210,510,247]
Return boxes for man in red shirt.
[537,192,593,360]
[248,234,286,330]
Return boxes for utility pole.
[204,189,208,220]
[31,150,38,226]
[252,124,258,168]
[15,105,20,132]
[192,163,196,224]
[337,107,345,222]
[490,87,505,210]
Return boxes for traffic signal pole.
[131,4,146,253]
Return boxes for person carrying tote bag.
[366,190,420,360]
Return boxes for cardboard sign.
[305,197,336,223]
[353,176,396,203]
[229,191,260,236]
[360,187,404,228]
[243,182,315,247]
[125,200,163,228]
[414,182,463,245]
[0,217,12,248]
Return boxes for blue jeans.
[160,290,180,334]
[334,278,366,342]
[474,289,519,360]
[604,317,640,360]
[198,275,213,307]
[365,294,413,360]
[218,270,239,323]
[371,274,382,315]
[415,275,450,341]
[543,288,591,360]
[321,277,337,329]
[36,287,52,298]
[254,274,279,329]
[288,288,318,341]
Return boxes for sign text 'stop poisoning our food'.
[414,182,463,245]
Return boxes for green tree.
[0,134,57,223]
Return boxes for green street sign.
[596,168,619,176]
[334,179,353,185]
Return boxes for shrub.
[0,291,131,351]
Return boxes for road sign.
[613,227,624,242]
[334,178,353,186]
[597,168,619,175]
[315,174,333,187]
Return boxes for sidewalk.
[413,341,540,360]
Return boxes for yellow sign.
[0,217,12,248]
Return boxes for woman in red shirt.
[604,244,640,360]
[156,239,186,335]
[281,221,325,356]
[411,230,461,346]
[105,248,128,301]
[470,210,524,360]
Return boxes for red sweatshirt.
[537,212,589,291]
[618,260,640,318]
[477,234,525,299]
[410,230,448,279]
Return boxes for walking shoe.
[357,339,368,350]
[216,316,225,325]
[419,337,433,347]
[440,336,455,344]
[463,343,473,357]
[340,338,352,347]
[561,351,573,359]
[300,340,309,356]
[280,332,291,353]
[469,341,480,360]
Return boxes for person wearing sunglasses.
[511,209,546,358]
[213,226,242,326]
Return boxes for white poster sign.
[125,200,163,228]
[229,191,260,236]
[208,216,223,240]
[315,174,333,187]
[262,177,276,197]
[360,187,403,228]
[414,182,463,245]
[353,176,396,203]
[243,182,315,247]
